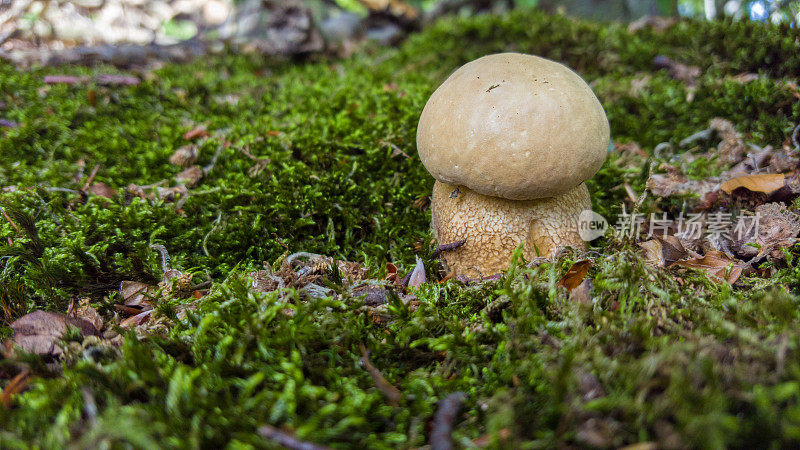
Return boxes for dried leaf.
[169,145,199,168]
[628,16,676,32]
[653,56,700,86]
[728,73,761,84]
[672,251,744,284]
[8,311,100,358]
[385,262,399,284]
[183,126,209,141]
[721,173,786,195]
[120,281,155,308]
[730,203,800,260]
[357,0,418,20]
[119,309,153,328]
[639,235,688,268]
[87,182,117,199]
[74,298,103,332]
[558,260,592,291]
[577,418,616,448]
[647,173,719,199]
[710,118,746,165]
[175,165,204,187]
[569,279,593,304]
[408,256,426,288]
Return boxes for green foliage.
[1,8,800,448]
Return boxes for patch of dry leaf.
[639,118,800,283]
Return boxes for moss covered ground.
[1,8,800,448]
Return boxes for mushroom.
[416,53,609,278]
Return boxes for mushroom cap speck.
[417,53,609,200]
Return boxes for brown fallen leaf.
[577,418,616,448]
[73,298,103,332]
[8,311,101,358]
[639,235,689,268]
[730,203,800,261]
[569,279,593,304]
[169,145,199,168]
[119,309,153,328]
[115,304,143,316]
[86,182,117,199]
[728,73,760,84]
[175,165,204,187]
[720,173,786,195]
[672,251,745,284]
[0,368,31,408]
[120,281,156,308]
[628,15,677,32]
[183,126,209,141]
[357,0,418,20]
[384,262,399,284]
[647,172,719,199]
[558,260,592,291]
[710,118,746,165]
[653,56,700,86]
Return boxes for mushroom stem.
[431,181,590,278]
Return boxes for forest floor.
[1,8,800,448]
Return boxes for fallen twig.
[258,425,330,450]
[792,123,799,152]
[430,391,467,450]
[0,368,31,408]
[0,207,20,232]
[431,238,467,259]
[150,244,170,274]
[202,212,223,257]
[81,164,100,192]
[359,343,402,406]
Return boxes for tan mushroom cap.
[417,53,609,200]
[431,181,590,278]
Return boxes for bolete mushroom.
[417,53,609,278]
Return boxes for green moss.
[2,8,800,448]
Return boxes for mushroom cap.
[417,53,609,200]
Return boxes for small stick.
[190,280,213,291]
[0,368,31,408]
[0,207,19,232]
[430,392,467,450]
[203,144,225,175]
[202,211,222,257]
[258,425,330,450]
[359,343,402,406]
[431,238,467,259]
[792,123,800,152]
[150,244,170,274]
[82,164,100,192]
